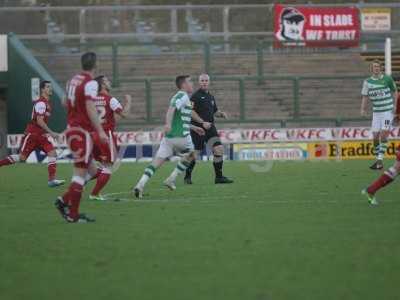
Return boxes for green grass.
[1,160,400,300]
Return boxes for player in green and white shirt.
[361,60,398,170]
[133,75,207,198]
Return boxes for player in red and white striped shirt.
[89,75,131,200]
[0,81,65,187]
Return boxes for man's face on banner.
[282,19,305,41]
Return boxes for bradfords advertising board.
[308,141,400,160]
[274,4,360,47]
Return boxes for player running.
[361,60,398,170]
[362,93,400,205]
[132,75,206,198]
[89,75,131,201]
[55,52,108,223]
[0,80,65,187]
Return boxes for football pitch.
[1,160,400,300]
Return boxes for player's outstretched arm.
[114,94,132,121]
[121,94,132,117]
[215,110,228,119]
[190,125,205,136]
[191,110,211,129]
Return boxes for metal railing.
[115,75,368,128]
[1,3,400,42]
[25,38,400,90]
[21,37,391,127]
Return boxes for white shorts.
[371,111,393,132]
[155,135,194,159]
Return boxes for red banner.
[274,4,360,47]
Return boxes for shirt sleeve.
[84,80,98,101]
[361,80,369,96]
[110,97,123,113]
[172,94,190,111]
[34,101,47,115]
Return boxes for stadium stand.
[2,2,399,129]
[34,50,369,128]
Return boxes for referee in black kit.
[184,73,234,184]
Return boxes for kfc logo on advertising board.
[274,4,360,48]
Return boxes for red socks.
[367,173,394,195]
[48,161,57,181]
[91,170,111,196]
[62,177,85,220]
[0,156,17,167]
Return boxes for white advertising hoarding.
[8,127,400,149]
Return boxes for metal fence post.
[239,78,246,121]
[170,8,178,42]
[293,77,300,120]
[145,79,152,122]
[256,40,264,84]
[79,8,86,44]
[222,6,230,53]
[204,42,211,75]
[112,42,119,87]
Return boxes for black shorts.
[191,124,222,151]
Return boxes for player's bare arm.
[36,116,59,139]
[164,106,175,133]
[192,109,211,129]
[215,110,228,119]
[190,125,205,136]
[115,94,132,120]
[86,100,108,143]
[361,96,368,116]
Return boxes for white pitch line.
[99,192,384,205]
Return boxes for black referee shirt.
[190,88,218,127]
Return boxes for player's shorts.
[19,133,55,158]
[93,130,118,164]
[65,127,94,169]
[190,124,222,151]
[371,111,393,132]
[155,135,194,159]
